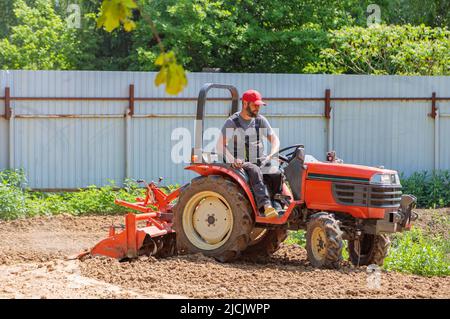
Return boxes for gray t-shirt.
[220,112,274,163]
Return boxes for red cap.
[242,89,266,106]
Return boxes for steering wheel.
[276,144,304,164]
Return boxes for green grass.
[384,227,449,277]
[0,169,181,220]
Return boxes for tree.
[128,0,360,73]
[379,0,449,28]
[304,24,450,75]
[0,0,80,70]
[334,0,450,28]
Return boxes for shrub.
[0,169,28,220]
[305,24,450,75]
[384,227,450,276]
[400,170,450,208]
[0,170,151,219]
[25,180,147,216]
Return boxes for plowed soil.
[0,210,448,299]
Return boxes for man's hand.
[260,155,273,167]
[231,158,244,169]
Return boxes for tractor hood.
[306,162,398,184]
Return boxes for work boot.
[263,206,278,219]
[272,199,283,212]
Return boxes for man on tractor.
[216,89,282,219]
[82,83,417,267]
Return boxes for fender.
[185,164,259,216]
[185,164,301,225]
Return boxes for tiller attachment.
[73,179,184,260]
[89,212,176,260]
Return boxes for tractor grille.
[332,183,402,208]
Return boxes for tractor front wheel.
[306,213,343,268]
[173,175,253,262]
[348,234,391,266]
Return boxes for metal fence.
[1,70,449,189]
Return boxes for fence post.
[430,92,439,171]
[5,86,11,120]
[5,87,15,169]
[325,89,333,152]
[324,89,331,119]
[128,84,135,117]
[125,84,134,181]
[428,92,437,119]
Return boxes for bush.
[400,170,450,208]
[0,169,28,220]
[384,227,450,276]
[0,169,151,219]
[0,0,81,70]
[305,24,450,75]
[24,180,147,217]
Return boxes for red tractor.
[80,83,418,268]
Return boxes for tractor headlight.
[370,173,400,185]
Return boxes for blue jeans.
[242,162,282,210]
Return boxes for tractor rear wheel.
[306,213,343,269]
[242,228,288,257]
[348,234,391,266]
[173,175,253,262]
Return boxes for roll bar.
[192,83,239,161]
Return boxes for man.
[216,89,282,219]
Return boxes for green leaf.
[97,0,137,33]
[154,51,187,95]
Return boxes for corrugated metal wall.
[1,71,449,189]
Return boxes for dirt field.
[0,210,449,299]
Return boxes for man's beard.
[246,108,258,118]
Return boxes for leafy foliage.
[384,227,449,276]
[285,230,306,246]
[400,171,450,208]
[154,51,188,95]
[0,169,28,220]
[131,0,355,73]
[97,0,188,94]
[305,24,450,75]
[1,0,449,76]
[0,0,80,70]
[0,169,150,219]
[377,0,450,28]
[97,0,137,32]
[26,180,147,216]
